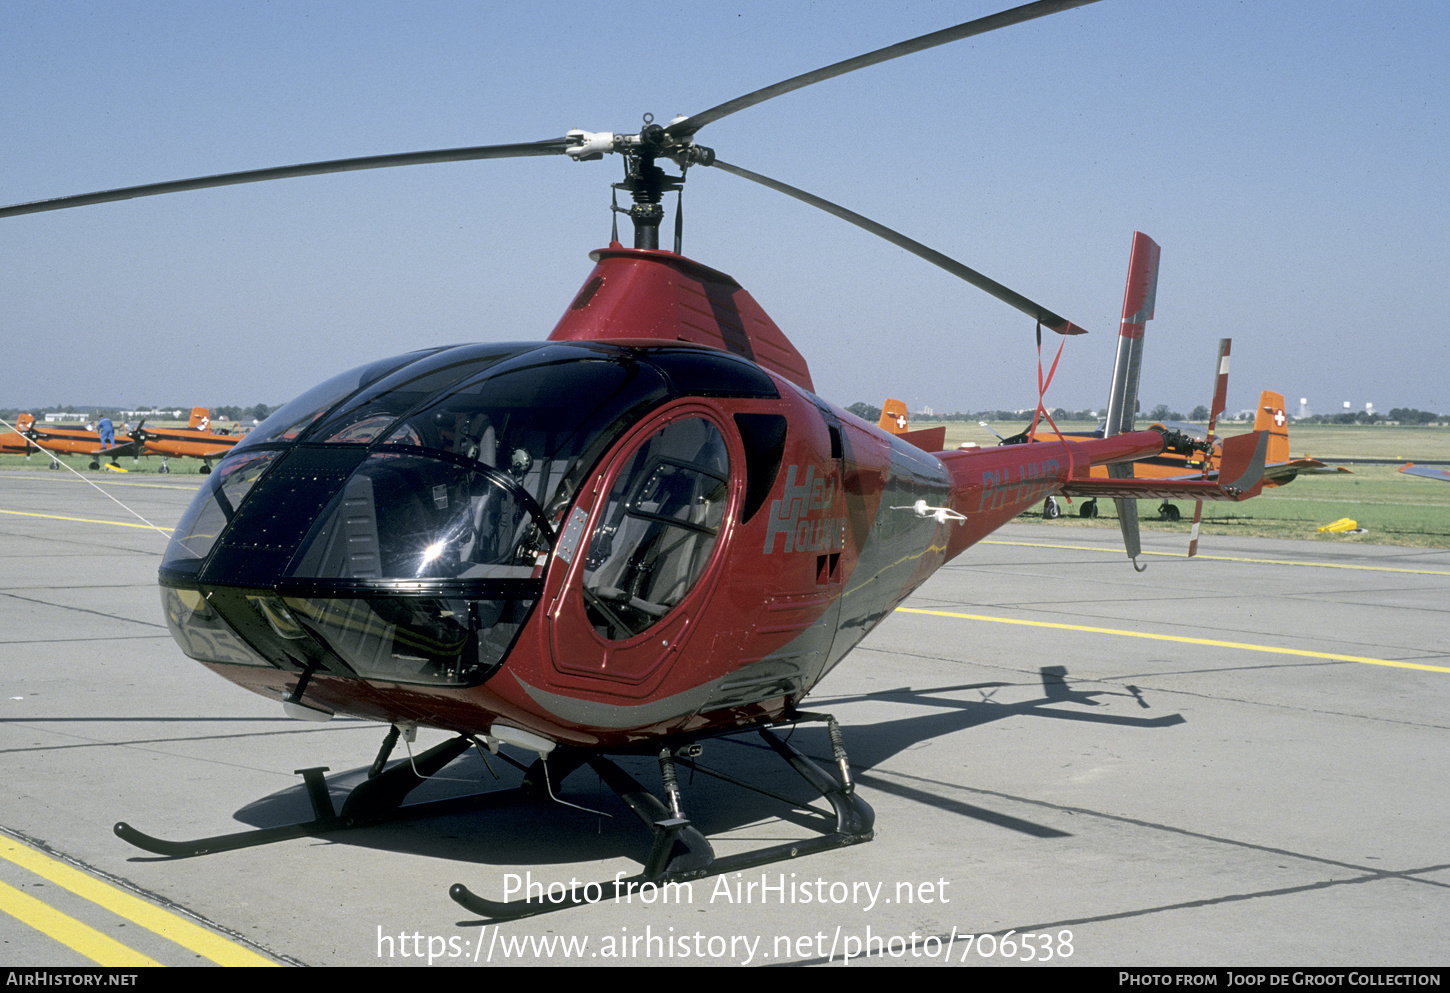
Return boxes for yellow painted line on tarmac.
[0,877,161,967]
[982,539,1450,576]
[898,607,1450,674]
[0,839,276,967]
[0,508,171,532]
[0,472,198,491]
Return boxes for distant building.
[121,409,183,419]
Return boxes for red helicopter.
[1,0,1272,918]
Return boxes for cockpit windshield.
[368,347,667,521]
[163,344,679,587]
[157,341,778,688]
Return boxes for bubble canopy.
[158,341,777,687]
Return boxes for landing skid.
[114,734,526,857]
[113,713,873,918]
[449,715,874,920]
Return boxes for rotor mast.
[566,118,714,250]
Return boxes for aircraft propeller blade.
[710,158,1086,335]
[0,139,574,218]
[665,0,1104,139]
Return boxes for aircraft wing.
[1260,457,1351,485]
[89,440,143,458]
[1062,477,1258,501]
[1401,464,1450,482]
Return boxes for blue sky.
[3,1,1446,419]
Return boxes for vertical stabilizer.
[1253,391,1291,466]
[878,399,910,434]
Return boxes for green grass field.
[0,452,214,476]
[6,421,1449,547]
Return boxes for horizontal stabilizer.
[898,425,947,452]
[1062,431,1269,502]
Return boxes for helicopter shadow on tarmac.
[138,733,853,872]
[806,665,1185,837]
[151,663,1184,870]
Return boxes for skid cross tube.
[449,717,874,921]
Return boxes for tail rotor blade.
[1188,500,1204,557]
[1104,232,1161,438]
[1100,231,1161,570]
[1190,338,1231,558]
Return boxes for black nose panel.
[200,446,368,587]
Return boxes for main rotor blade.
[0,138,574,218]
[711,159,1086,335]
[666,0,1104,138]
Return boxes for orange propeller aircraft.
[0,414,40,456]
[5,408,244,472]
[14,414,135,469]
[130,407,244,473]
